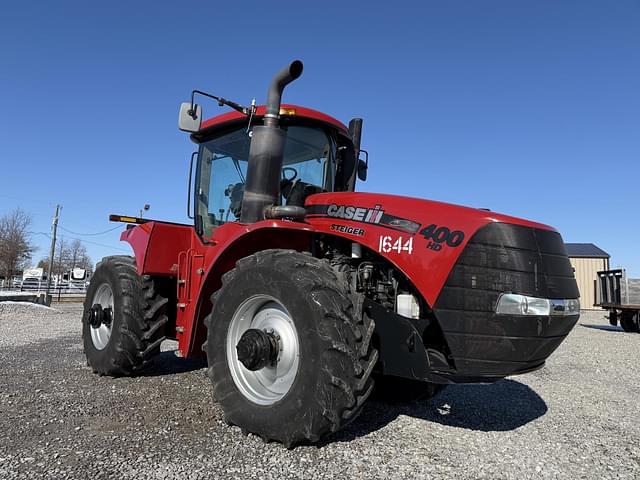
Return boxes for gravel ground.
[0,303,638,479]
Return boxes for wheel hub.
[88,283,115,351]
[86,304,113,329]
[236,328,280,371]
[226,295,299,405]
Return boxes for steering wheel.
[282,167,298,182]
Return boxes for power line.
[55,234,129,252]
[59,225,122,236]
[68,237,129,252]
[29,232,129,253]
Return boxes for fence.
[0,282,87,302]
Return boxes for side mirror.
[178,102,202,132]
[357,150,369,181]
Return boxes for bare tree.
[38,238,93,278]
[77,250,93,273]
[68,239,92,271]
[0,208,36,282]
[36,258,49,271]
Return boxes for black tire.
[204,249,378,447]
[373,375,447,404]
[620,311,640,333]
[83,256,169,376]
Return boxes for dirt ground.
[0,304,638,479]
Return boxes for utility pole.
[56,237,65,285]
[45,204,60,301]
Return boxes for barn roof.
[565,243,610,258]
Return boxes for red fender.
[305,192,555,306]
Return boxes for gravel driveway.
[0,303,638,479]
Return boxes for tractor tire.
[373,375,447,404]
[83,256,169,376]
[620,311,640,333]
[204,249,378,447]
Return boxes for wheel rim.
[90,283,114,350]
[226,295,300,405]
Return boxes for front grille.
[435,223,579,314]
[431,223,579,377]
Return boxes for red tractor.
[83,61,580,446]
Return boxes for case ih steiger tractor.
[83,60,580,446]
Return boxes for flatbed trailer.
[596,269,640,332]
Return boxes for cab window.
[195,124,336,234]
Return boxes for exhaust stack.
[240,60,304,224]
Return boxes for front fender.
[186,221,314,357]
[305,192,556,306]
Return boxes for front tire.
[205,249,378,447]
[83,256,169,376]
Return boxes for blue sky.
[1,1,638,275]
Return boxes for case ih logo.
[327,204,384,224]
[306,203,420,234]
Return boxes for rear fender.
[120,222,193,275]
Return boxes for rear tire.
[204,249,378,447]
[82,256,169,376]
[620,311,640,333]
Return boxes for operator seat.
[284,180,323,207]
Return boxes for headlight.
[496,294,580,316]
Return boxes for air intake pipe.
[240,60,304,224]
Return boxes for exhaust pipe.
[240,60,304,224]
[264,60,304,127]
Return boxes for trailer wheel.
[620,311,640,333]
[82,256,169,376]
[204,249,378,447]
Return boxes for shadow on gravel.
[580,323,623,333]
[325,379,547,445]
[139,350,207,376]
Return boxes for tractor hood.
[304,192,567,306]
[305,192,553,231]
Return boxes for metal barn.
[565,243,610,310]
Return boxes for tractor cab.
[186,105,365,239]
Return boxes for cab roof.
[193,104,349,143]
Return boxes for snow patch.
[0,301,58,320]
[0,301,54,310]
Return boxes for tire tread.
[204,249,377,446]
[83,255,169,376]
